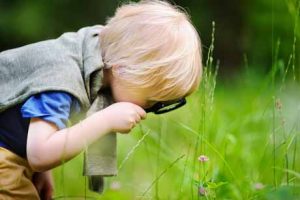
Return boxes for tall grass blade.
[138,154,185,200]
[118,130,150,170]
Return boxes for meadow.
[51,1,300,198]
[0,0,298,199]
[52,27,300,199]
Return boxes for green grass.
[52,67,300,199]
[52,2,300,197]
[51,12,300,198]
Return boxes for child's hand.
[101,102,147,133]
[32,171,54,200]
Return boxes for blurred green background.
[1,0,300,199]
[0,0,299,77]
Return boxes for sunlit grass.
[52,2,300,197]
[52,67,300,199]
[51,16,300,199]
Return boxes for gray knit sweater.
[0,25,117,192]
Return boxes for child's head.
[100,0,202,107]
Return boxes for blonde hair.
[100,0,202,101]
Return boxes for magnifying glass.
[145,98,186,114]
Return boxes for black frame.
[145,98,186,114]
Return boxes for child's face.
[111,81,155,109]
[103,68,187,114]
[106,69,155,109]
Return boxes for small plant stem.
[281,54,292,91]
[178,143,191,199]
[192,136,199,199]
[292,136,297,191]
[292,107,300,191]
[200,67,207,186]
[139,125,153,172]
[271,0,274,83]
[139,155,185,199]
[60,165,65,198]
[155,117,164,200]
[292,0,300,80]
[84,175,87,199]
[271,0,277,189]
[282,113,289,186]
[272,39,281,85]
[118,130,150,170]
[285,153,289,186]
[272,97,277,189]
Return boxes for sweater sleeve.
[21,92,80,129]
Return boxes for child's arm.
[27,102,146,172]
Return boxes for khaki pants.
[0,147,40,200]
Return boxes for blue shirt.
[21,92,80,129]
[0,92,80,158]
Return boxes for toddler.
[0,0,202,199]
